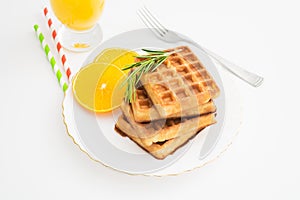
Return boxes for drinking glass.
[50,0,105,52]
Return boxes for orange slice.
[94,48,138,72]
[72,63,126,113]
[72,48,139,112]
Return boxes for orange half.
[94,48,138,73]
[72,63,126,113]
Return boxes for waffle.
[165,46,220,98]
[114,46,220,159]
[131,86,216,122]
[118,101,216,146]
[140,46,220,119]
[116,115,207,160]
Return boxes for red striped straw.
[43,6,72,81]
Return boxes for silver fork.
[137,6,264,87]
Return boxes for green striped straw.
[33,24,68,92]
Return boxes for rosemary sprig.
[121,49,181,103]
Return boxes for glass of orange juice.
[50,0,105,52]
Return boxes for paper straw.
[34,24,69,92]
[43,7,72,81]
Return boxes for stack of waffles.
[115,46,220,159]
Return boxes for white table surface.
[1,0,299,199]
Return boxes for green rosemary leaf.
[120,73,132,88]
[145,60,155,73]
[152,56,168,72]
[122,62,141,71]
[136,63,148,84]
[141,49,165,54]
[122,48,177,102]
[135,55,165,59]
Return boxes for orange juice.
[50,0,105,31]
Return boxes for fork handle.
[184,40,264,87]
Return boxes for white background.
[1,0,299,199]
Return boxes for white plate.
[62,29,242,176]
